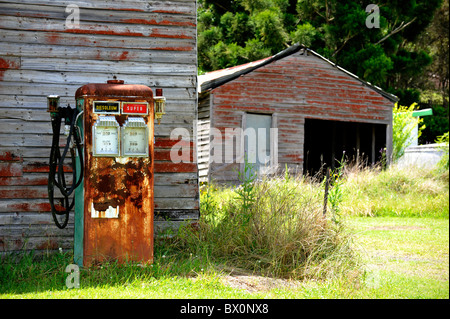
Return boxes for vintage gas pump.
[47,79,165,267]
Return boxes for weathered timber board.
[0,0,199,253]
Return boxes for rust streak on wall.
[0,57,20,81]
[120,19,196,27]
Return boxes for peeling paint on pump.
[74,80,155,266]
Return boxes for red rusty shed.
[197,44,398,183]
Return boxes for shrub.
[392,102,425,162]
[435,132,449,171]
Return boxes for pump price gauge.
[93,116,120,157]
[122,117,148,157]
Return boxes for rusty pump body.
[48,80,163,267]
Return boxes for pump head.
[47,95,60,114]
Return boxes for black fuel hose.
[48,106,84,229]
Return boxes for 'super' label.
[122,102,148,115]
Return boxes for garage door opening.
[303,119,387,176]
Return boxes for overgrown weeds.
[177,170,362,281]
[341,163,449,218]
[177,162,448,282]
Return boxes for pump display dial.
[95,127,119,155]
[93,116,120,157]
[123,127,146,154]
[121,117,148,157]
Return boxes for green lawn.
[1,216,448,299]
[345,217,449,298]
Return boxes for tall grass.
[341,163,449,218]
[177,172,362,281]
[176,162,448,281]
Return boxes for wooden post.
[323,167,331,216]
[356,123,360,167]
[371,124,376,165]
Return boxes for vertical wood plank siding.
[0,0,198,253]
[197,92,210,183]
[202,50,393,183]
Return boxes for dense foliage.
[198,0,449,141]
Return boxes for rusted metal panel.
[76,82,154,265]
[83,156,154,264]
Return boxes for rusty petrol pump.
[47,79,166,267]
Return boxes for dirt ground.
[219,274,301,293]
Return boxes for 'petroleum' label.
[93,101,120,114]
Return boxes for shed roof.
[198,43,399,102]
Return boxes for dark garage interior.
[304,118,387,176]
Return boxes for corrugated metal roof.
[198,43,399,102]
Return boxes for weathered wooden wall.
[197,92,210,183]
[0,0,199,253]
[200,49,394,183]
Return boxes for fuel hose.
[48,106,84,229]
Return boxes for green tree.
[198,0,448,142]
[414,0,449,143]
[294,0,442,91]
[198,0,296,71]
[290,22,318,47]
[198,0,443,99]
